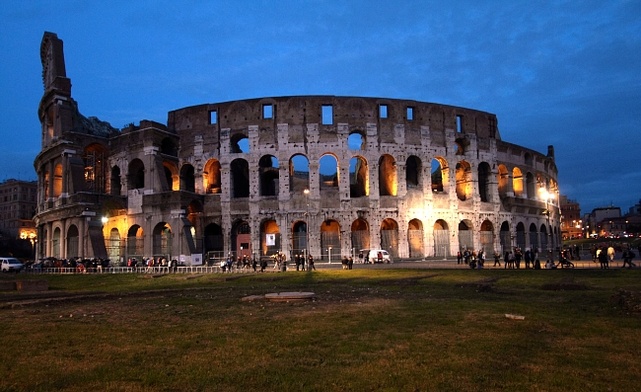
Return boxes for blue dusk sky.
[1,1,640,214]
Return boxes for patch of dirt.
[541,277,589,291]
[611,289,641,316]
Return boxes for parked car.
[0,257,24,272]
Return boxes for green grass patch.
[1,269,640,391]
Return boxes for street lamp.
[303,188,310,267]
[540,188,554,254]
[20,230,37,261]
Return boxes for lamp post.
[540,188,554,254]
[303,188,310,265]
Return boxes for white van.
[359,249,392,264]
[0,257,24,272]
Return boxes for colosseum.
[34,32,560,265]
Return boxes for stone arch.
[347,131,365,150]
[516,221,526,250]
[431,157,449,193]
[351,218,370,254]
[499,221,511,253]
[513,167,524,197]
[180,164,195,193]
[289,154,309,194]
[259,155,279,197]
[433,219,450,258]
[458,220,474,252]
[83,143,107,193]
[455,160,472,201]
[497,164,509,197]
[152,222,172,257]
[406,155,422,189]
[378,154,397,196]
[230,158,250,198]
[478,161,491,202]
[53,163,63,197]
[128,159,145,190]
[349,155,368,197]
[540,223,549,254]
[407,218,424,258]
[480,220,494,256]
[230,133,249,153]
[110,165,122,196]
[320,219,341,261]
[260,219,280,257]
[231,220,251,259]
[529,222,539,253]
[127,224,144,259]
[292,220,308,256]
[203,158,221,194]
[319,154,338,189]
[204,223,224,257]
[66,224,79,258]
[380,218,399,258]
[162,161,178,191]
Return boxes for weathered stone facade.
[33,32,560,264]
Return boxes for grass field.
[1,268,640,391]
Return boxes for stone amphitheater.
[34,32,560,265]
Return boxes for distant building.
[559,195,581,239]
[0,179,37,239]
[584,206,621,238]
[628,200,641,216]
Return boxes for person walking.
[493,251,501,267]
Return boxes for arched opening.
[127,225,144,260]
[433,220,450,257]
[204,223,224,259]
[516,222,526,250]
[431,157,448,193]
[320,219,341,261]
[497,164,509,198]
[540,223,549,254]
[319,154,338,189]
[513,167,524,197]
[526,172,535,200]
[83,143,107,193]
[204,159,221,194]
[458,220,473,252]
[406,156,421,189]
[407,218,424,258]
[349,156,368,197]
[478,162,491,202]
[289,154,309,194]
[53,163,63,197]
[480,220,494,256]
[378,154,397,196]
[230,158,250,198]
[455,160,472,201]
[128,159,145,190]
[260,219,280,258]
[66,225,79,258]
[180,164,195,193]
[231,134,249,153]
[162,162,178,191]
[500,221,511,254]
[292,220,308,256]
[231,220,251,259]
[152,222,172,258]
[348,132,365,150]
[351,218,370,255]
[110,165,121,196]
[380,218,399,258]
[529,223,539,253]
[259,155,279,197]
